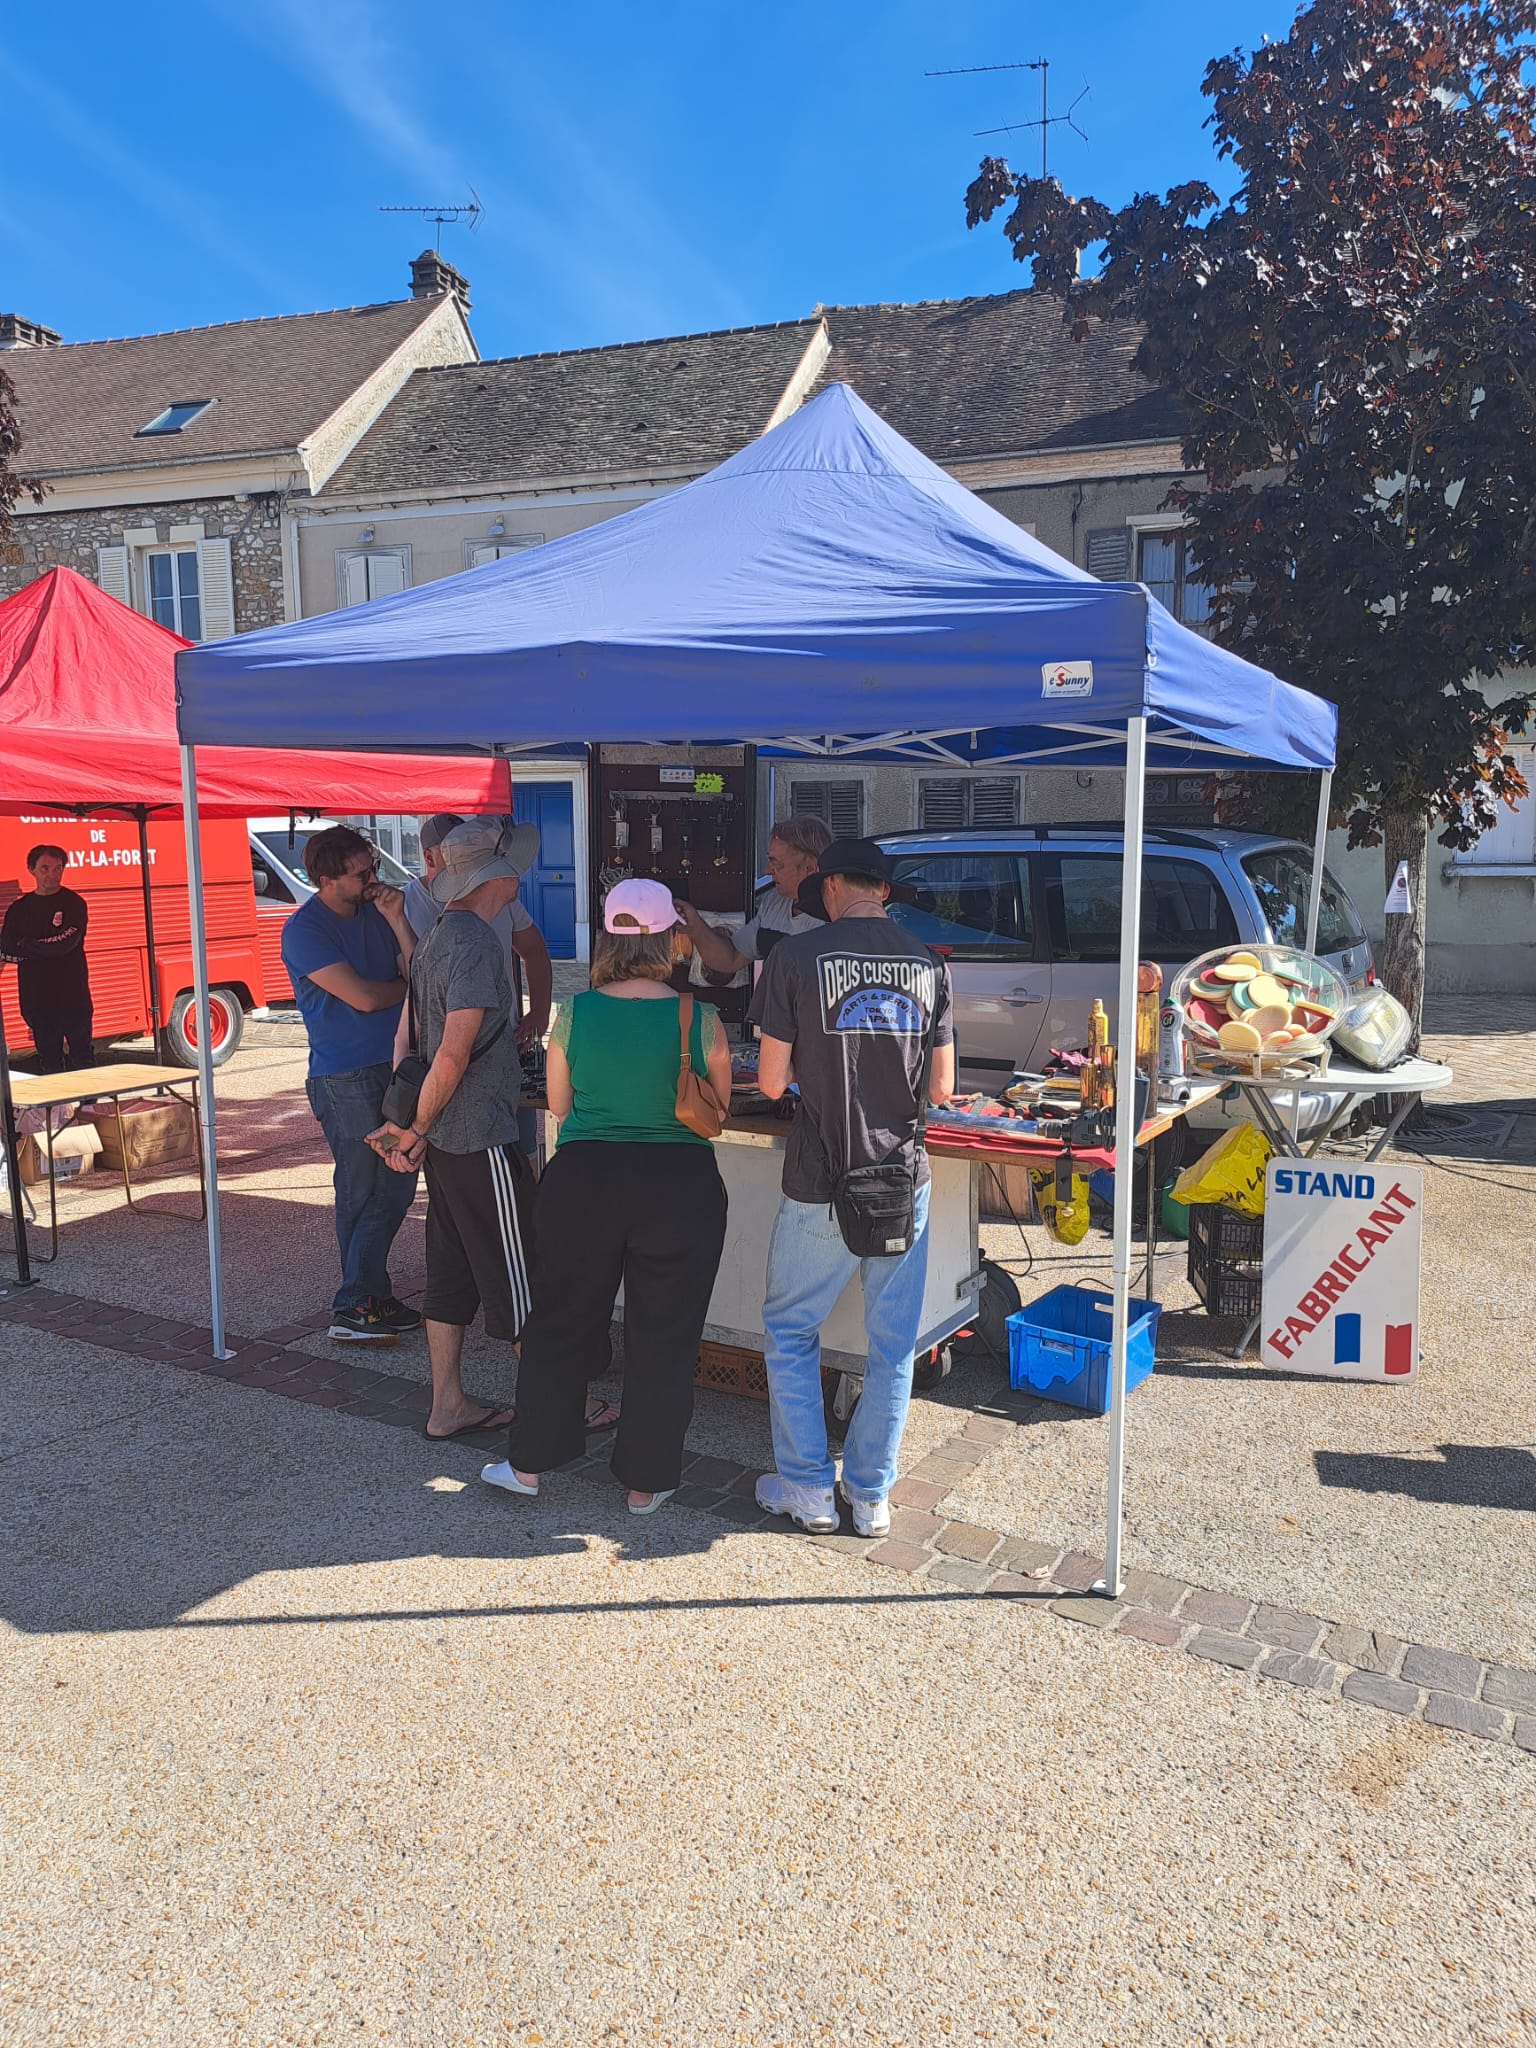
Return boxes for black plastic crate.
[1186,1203,1264,1320]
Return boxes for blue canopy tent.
[175,382,1337,1591]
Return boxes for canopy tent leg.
[1098,713,1149,1599]
[179,744,232,1359]
[134,806,166,1064]
[1304,769,1334,953]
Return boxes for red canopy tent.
[0,568,513,1282]
[0,568,512,815]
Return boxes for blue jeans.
[305,1063,419,1314]
[760,1181,932,1501]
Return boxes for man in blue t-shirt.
[281,825,424,1343]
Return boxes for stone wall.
[2,489,295,631]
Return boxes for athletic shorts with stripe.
[421,1142,536,1341]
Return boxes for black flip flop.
[422,1404,516,1442]
[584,1398,622,1434]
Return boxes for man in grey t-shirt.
[369,818,535,1442]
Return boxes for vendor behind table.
[673,814,831,984]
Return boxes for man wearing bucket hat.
[405,814,552,1054]
[748,838,954,1538]
[367,817,535,1441]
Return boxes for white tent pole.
[179,743,232,1359]
[1304,768,1333,953]
[1099,712,1149,1599]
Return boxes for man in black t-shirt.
[0,844,93,1073]
[749,838,954,1539]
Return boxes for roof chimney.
[409,250,471,312]
[0,313,62,350]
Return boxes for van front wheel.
[166,988,244,1068]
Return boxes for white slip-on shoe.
[627,1488,676,1516]
[481,1460,539,1498]
[755,1472,838,1533]
[837,1481,891,1539]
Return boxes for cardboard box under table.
[6,1062,207,1263]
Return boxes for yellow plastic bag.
[1029,1165,1092,1245]
[1169,1122,1272,1217]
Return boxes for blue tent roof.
[175,383,1335,774]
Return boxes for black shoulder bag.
[381,976,508,1132]
[829,979,940,1259]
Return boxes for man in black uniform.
[1,844,94,1073]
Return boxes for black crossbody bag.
[830,992,940,1259]
[381,979,508,1132]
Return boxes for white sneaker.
[481,1460,538,1498]
[755,1473,838,1533]
[837,1482,891,1539]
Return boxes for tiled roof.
[6,297,453,477]
[323,319,823,496]
[814,292,1187,458]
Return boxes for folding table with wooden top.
[7,1061,206,1262]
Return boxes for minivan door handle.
[1003,987,1046,1006]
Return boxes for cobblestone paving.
[3,1275,1531,1758]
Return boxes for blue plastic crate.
[1006,1285,1161,1414]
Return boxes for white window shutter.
[340,553,371,607]
[95,546,131,606]
[197,537,235,640]
[1086,528,1132,579]
[367,552,407,599]
[466,542,498,570]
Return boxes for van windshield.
[255,830,413,890]
[1242,846,1366,952]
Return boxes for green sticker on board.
[694,771,725,793]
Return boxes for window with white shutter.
[337,548,410,607]
[145,548,203,639]
[95,546,131,606]
[1453,747,1536,868]
[1085,527,1132,579]
[789,780,864,837]
[918,777,1020,829]
[465,535,545,570]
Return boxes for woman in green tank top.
[487,881,731,1516]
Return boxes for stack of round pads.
[1173,945,1345,1076]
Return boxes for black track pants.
[509,1141,727,1493]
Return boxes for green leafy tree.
[966,0,1536,1025]
[0,359,45,568]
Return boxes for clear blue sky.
[4,0,1286,361]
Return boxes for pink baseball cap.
[604,878,684,935]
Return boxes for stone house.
[0,253,477,640]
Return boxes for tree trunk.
[1378,805,1429,1050]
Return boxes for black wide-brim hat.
[795,837,920,922]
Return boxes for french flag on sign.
[1334,1314,1414,1375]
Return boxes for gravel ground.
[3,1330,1534,2048]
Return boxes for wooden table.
[8,1061,205,1262]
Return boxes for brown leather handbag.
[675,992,725,1140]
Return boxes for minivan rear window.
[1242,848,1366,952]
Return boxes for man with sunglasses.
[281,825,423,1342]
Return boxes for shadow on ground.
[1314,1442,1536,1509]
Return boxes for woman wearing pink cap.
[483,878,731,1514]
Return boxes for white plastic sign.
[1260,1161,1422,1381]
[1384,860,1413,915]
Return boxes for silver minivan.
[877,826,1374,1129]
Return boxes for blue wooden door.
[512,781,577,957]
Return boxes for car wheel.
[166,987,244,1068]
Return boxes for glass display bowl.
[1167,943,1349,1077]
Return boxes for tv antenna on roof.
[378,188,484,252]
[925,59,1088,182]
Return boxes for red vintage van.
[0,813,277,1067]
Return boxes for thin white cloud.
[231,0,749,340]
[0,52,294,309]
